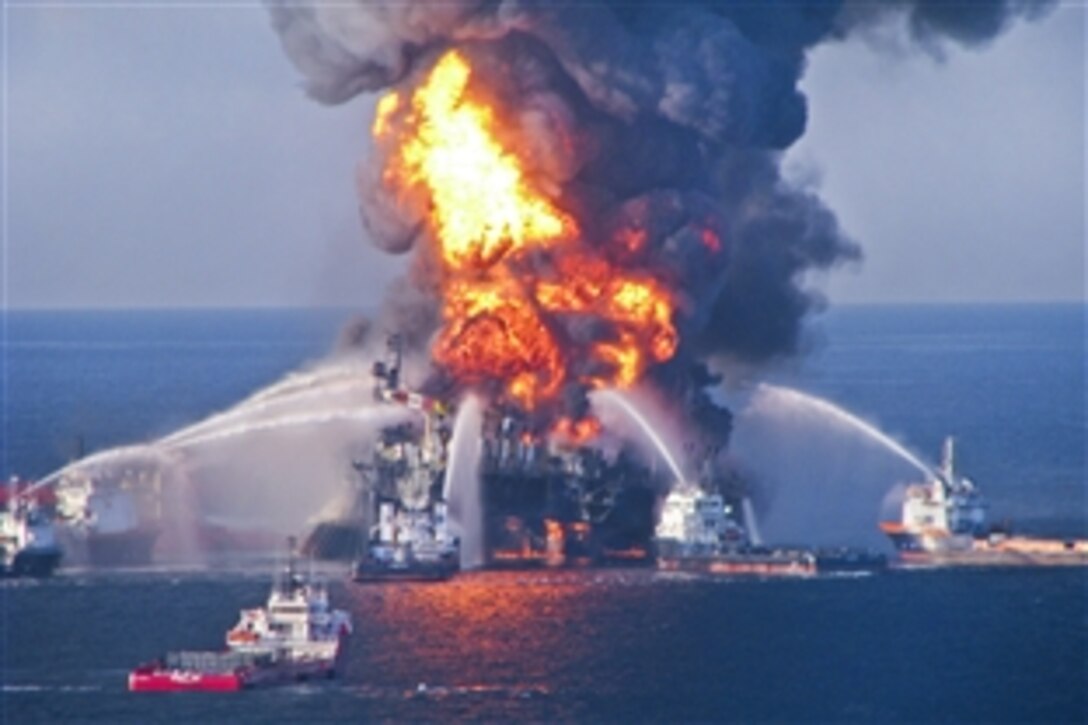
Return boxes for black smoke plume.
[265,0,1051,450]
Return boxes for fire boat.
[0,477,63,578]
[880,437,1088,567]
[128,540,352,692]
[55,466,161,567]
[655,484,886,576]
[352,335,461,582]
[302,336,461,582]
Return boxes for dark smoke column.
[267,1,851,368]
[265,0,1053,539]
[265,0,1051,369]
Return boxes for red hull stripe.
[128,672,245,692]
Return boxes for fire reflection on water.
[342,573,611,688]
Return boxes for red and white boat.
[129,544,352,692]
[880,438,1088,567]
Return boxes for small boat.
[128,542,352,692]
[353,502,459,583]
[55,473,160,567]
[655,485,885,577]
[1,477,63,578]
[881,438,1088,567]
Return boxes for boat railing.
[165,650,274,673]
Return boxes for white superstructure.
[369,500,458,569]
[883,437,988,553]
[882,437,1088,566]
[54,470,161,564]
[655,485,745,554]
[226,553,352,663]
[0,502,62,576]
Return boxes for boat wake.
[342,683,552,701]
[1,684,104,694]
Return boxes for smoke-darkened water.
[2,304,1086,721]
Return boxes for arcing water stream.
[167,406,403,450]
[160,375,374,447]
[32,354,938,557]
[748,384,932,477]
[31,361,391,494]
[590,389,687,484]
[725,383,935,547]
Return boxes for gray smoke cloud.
[265,0,1051,450]
[267,0,1051,369]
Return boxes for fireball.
[376,49,679,411]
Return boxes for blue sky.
[4,3,1084,309]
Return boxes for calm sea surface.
[2,304,1086,722]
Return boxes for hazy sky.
[4,3,1085,309]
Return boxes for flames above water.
[435,273,565,410]
[552,415,604,446]
[268,0,1050,503]
[381,53,575,271]
[376,50,679,413]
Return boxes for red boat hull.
[128,656,338,692]
[128,667,246,692]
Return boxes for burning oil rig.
[304,335,694,576]
[476,407,660,567]
[262,0,1055,580]
[294,40,773,576]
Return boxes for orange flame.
[432,275,564,410]
[377,50,679,410]
[372,92,400,137]
[552,415,603,445]
[700,227,722,253]
[614,225,649,256]
[535,254,676,387]
[381,51,573,270]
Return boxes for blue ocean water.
[2,304,1086,722]
[791,304,1086,534]
[4,567,1086,723]
[1,308,347,479]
